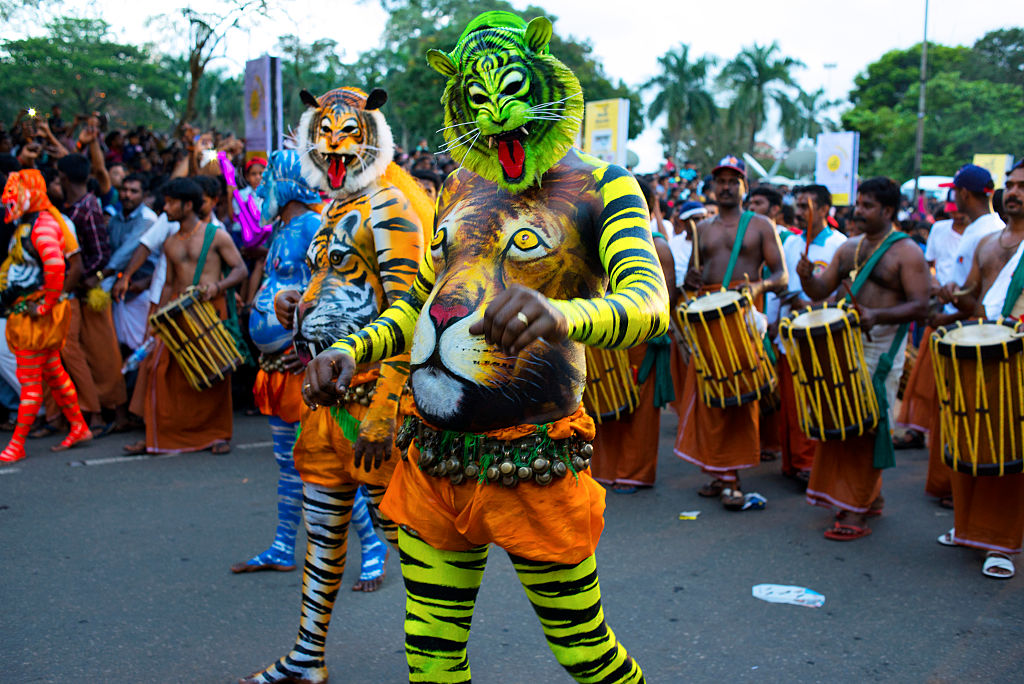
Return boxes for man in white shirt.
[777,184,847,484]
[942,164,1005,294]
[668,201,705,291]
[925,202,968,292]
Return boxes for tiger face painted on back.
[297,87,394,199]
[427,11,583,193]
[410,164,603,431]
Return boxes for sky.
[54,0,1024,171]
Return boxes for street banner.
[972,154,1014,189]
[815,131,859,206]
[244,55,283,159]
[583,98,629,166]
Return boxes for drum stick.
[691,220,701,270]
[804,198,814,259]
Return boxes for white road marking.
[68,441,273,467]
[0,467,21,475]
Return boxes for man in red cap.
[677,155,788,509]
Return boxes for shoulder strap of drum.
[847,231,908,300]
[192,223,217,288]
[1002,250,1024,318]
[722,211,754,288]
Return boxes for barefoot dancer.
[0,169,91,462]
[305,12,666,682]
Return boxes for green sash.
[1001,251,1024,318]
[721,211,754,288]
[637,334,675,409]
[845,231,909,469]
[193,224,254,366]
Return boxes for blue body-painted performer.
[232,151,387,586]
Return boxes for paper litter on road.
[742,492,767,510]
[752,584,825,608]
[678,510,701,520]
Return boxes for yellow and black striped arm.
[550,163,669,349]
[331,246,436,364]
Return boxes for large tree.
[778,86,837,148]
[644,44,717,163]
[717,41,803,151]
[0,16,178,128]
[842,35,1024,179]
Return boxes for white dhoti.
[113,295,150,351]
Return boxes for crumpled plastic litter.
[752,584,825,608]
[742,492,767,510]
[678,510,701,520]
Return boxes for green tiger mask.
[426,11,583,193]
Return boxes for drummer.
[796,177,928,540]
[934,160,1024,578]
[777,184,846,486]
[125,178,248,455]
[677,155,787,509]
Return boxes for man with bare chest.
[798,177,928,540]
[933,162,1024,578]
[677,156,787,509]
[126,178,248,455]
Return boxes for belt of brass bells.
[398,416,593,488]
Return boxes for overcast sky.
[58,0,1024,171]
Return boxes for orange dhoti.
[591,344,659,487]
[674,359,759,482]
[896,326,935,435]
[951,472,1024,554]
[805,434,881,513]
[778,354,817,475]
[380,408,605,564]
[136,296,232,453]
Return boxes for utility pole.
[912,0,929,199]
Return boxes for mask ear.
[300,89,320,108]
[524,17,552,54]
[364,88,388,111]
[426,49,458,78]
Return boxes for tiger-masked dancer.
[231,150,391,587]
[0,169,90,462]
[240,87,432,683]
[304,12,667,683]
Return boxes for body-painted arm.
[549,164,669,348]
[329,244,434,365]
[359,186,429,442]
[30,212,66,314]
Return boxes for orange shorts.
[253,369,304,424]
[380,408,606,564]
[292,370,409,489]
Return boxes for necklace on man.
[850,226,895,283]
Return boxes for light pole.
[912,0,929,199]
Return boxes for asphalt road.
[2,411,1022,683]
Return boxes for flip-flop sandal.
[937,528,958,546]
[892,430,925,450]
[122,441,148,455]
[698,479,726,497]
[210,441,231,455]
[611,484,638,494]
[983,553,1015,579]
[721,487,745,511]
[824,522,872,541]
[29,424,62,439]
[938,496,954,509]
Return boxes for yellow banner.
[972,154,1014,189]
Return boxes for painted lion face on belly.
[410,173,600,432]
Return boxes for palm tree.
[779,87,838,148]
[643,44,717,162]
[718,41,804,151]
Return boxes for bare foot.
[123,440,147,454]
[211,440,231,455]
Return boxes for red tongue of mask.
[498,139,525,179]
[327,157,347,188]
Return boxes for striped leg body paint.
[400,528,488,684]
[511,554,645,683]
[400,529,644,683]
[1,349,87,462]
[232,416,303,572]
[350,485,388,591]
[241,484,355,684]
